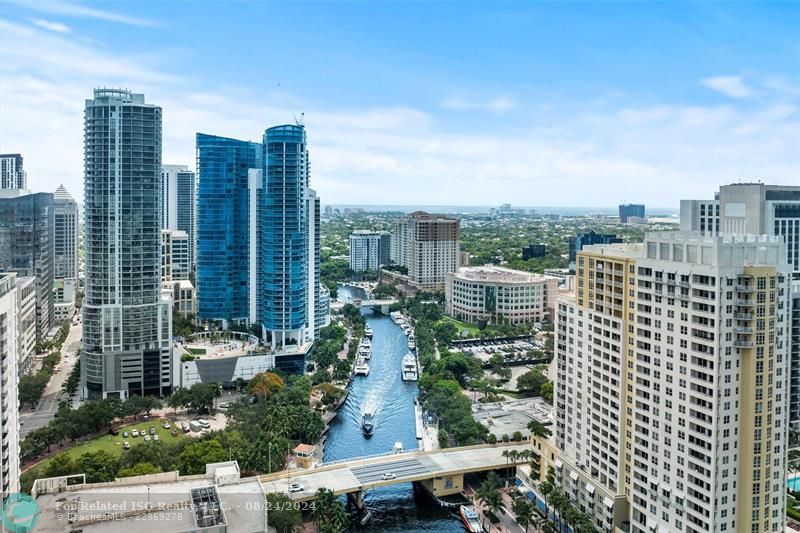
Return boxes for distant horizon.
[324,204,679,217]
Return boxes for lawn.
[186,347,207,355]
[27,419,191,474]
[440,316,497,336]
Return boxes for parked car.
[198,419,210,429]
[181,423,190,433]
[144,435,151,442]
[153,435,159,442]
[123,442,130,450]
[149,427,156,435]
[131,429,139,437]
[288,483,304,493]
[123,431,129,438]
[162,422,171,429]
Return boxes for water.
[326,286,464,531]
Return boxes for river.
[327,286,464,531]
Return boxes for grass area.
[186,347,207,355]
[27,419,190,474]
[441,316,485,335]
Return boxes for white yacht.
[401,353,418,381]
[358,343,371,360]
[364,325,373,338]
[407,337,416,351]
[390,311,403,324]
[354,358,370,376]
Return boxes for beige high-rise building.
[391,211,459,290]
[531,232,791,533]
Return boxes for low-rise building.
[522,244,546,260]
[445,266,558,325]
[163,279,196,316]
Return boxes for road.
[20,320,82,438]
[260,443,531,500]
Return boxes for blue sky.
[1,1,798,207]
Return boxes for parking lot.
[457,337,546,366]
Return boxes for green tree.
[516,368,549,395]
[311,487,348,533]
[512,496,536,533]
[265,493,302,533]
[78,450,119,483]
[527,420,553,439]
[177,439,228,475]
[118,463,161,478]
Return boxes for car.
[162,422,171,429]
[218,403,229,409]
[288,483,304,493]
[123,431,129,438]
[381,473,396,480]
[108,428,119,436]
[131,429,139,437]
[123,441,130,450]
[149,427,156,435]
[153,435,159,442]
[182,424,190,433]
[55,366,62,372]
[144,435,151,442]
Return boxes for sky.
[1,1,798,208]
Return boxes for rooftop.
[472,398,553,439]
[449,265,558,284]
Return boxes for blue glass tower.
[261,125,309,349]
[196,133,261,325]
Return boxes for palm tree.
[212,382,223,410]
[512,496,535,533]
[311,487,336,528]
[538,480,554,520]
[576,513,594,533]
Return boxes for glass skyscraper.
[82,89,172,399]
[196,134,261,325]
[0,190,54,340]
[196,124,321,372]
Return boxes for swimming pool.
[788,476,800,491]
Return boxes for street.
[19,320,82,438]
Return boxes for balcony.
[735,340,754,348]
[735,326,754,334]
[735,312,753,320]
[736,299,754,307]
[736,285,755,293]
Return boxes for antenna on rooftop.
[277,83,304,126]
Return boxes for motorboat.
[390,311,403,324]
[355,358,370,376]
[459,505,482,533]
[364,325,373,338]
[362,412,375,436]
[407,337,416,350]
[358,344,371,360]
[392,441,404,454]
[401,353,418,381]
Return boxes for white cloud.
[8,0,159,28]
[441,94,516,113]
[31,18,70,33]
[702,76,753,98]
[1,21,798,209]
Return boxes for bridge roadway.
[260,443,530,500]
[330,298,398,310]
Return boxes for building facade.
[618,203,645,223]
[161,229,190,282]
[522,244,546,260]
[161,164,196,272]
[0,153,26,190]
[15,276,36,375]
[196,134,261,326]
[445,266,558,325]
[82,89,172,399]
[0,190,55,339]
[0,273,21,498]
[540,233,791,533]
[391,211,459,290]
[349,230,390,272]
[568,231,622,272]
[53,184,79,285]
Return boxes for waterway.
[326,286,464,531]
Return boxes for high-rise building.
[82,89,172,399]
[161,229,190,282]
[0,189,55,339]
[681,183,800,428]
[196,125,322,372]
[0,272,22,498]
[522,244,546,260]
[618,203,645,223]
[568,230,622,272]
[531,232,791,533]
[15,276,36,375]
[0,153,26,190]
[161,164,197,272]
[391,211,459,290]
[349,230,390,272]
[445,265,558,325]
[53,185,79,281]
[196,134,261,326]
[681,183,800,274]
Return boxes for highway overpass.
[330,298,398,312]
[260,442,531,506]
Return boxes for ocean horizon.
[327,204,679,217]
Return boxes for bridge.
[260,442,530,507]
[330,298,398,313]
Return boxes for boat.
[402,325,411,336]
[390,311,403,324]
[459,505,482,533]
[362,412,375,436]
[355,358,370,376]
[358,345,371,360]
[392,441,404,454]
[407,338,416,350]
[402,353,418,381]
[364,325,373,338]
[360,337,371,348]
